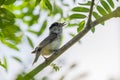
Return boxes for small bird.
[32,22,65,64]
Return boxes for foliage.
[50,63,60,71]
[0,57,8,71]
[0,7,22,50]
[68,0,119,35]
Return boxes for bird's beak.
[60,22,66,27]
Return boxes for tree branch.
[86,0,94,28]
[23,6,120,80]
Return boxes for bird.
[32,22,65,64]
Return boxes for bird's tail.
[32,47,41,64]
[32,51,40,65]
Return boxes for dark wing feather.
[32,33,57,64]
[32,33,57,53]
[39,33,57,47]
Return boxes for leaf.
[40,0,52,11]
[1,39,19,50]
[69,14,86,19]
[91,27,95,33]
[69,63,77,69]
[78,1,91,6]
[4,0,16,5]
[97,6,107,16]
[5,41,19,50]
[107,0,114,8]
[50,63,59,71]
[27,36,34,48]
[69,33,81,43]
[3,57,8,71]
[72,7,89,12]
[67,23,78,27]
[0,8,15,21]
[0,59,5,69]
[0,0,5,5]
[37,20,47,36]
[28,29,38,34]
[77,20,85,33]
[40,0,46,9]
[28,15,39,26]
[93,12,104,25]
[93,12,101,19]
[50,2,63,16]
[45,0,52,11]
[12,56,22,63]
[100,0,111,13]
[1,25,22,44]
[35,0,41,6]
[69,33,76,37]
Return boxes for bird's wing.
[32,33,57,64]
[39,33,57,48]
[32,33,57,54]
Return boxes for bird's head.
[49,22,65,34]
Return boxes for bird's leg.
[53,49,59,55]
[53,49,58,52]
[42,55,49,61]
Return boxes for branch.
[86,0,94,27]
[23,6,120,79]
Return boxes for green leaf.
[40,0,46,9]
[50,2,63,16]
[28,29,38,34]
[28,15,39,26]
[69,33,76,37]
[91,27,95,33]
[69,33,81,43]
[1,36,19,50]
[0,8,15,21]
[69,14,86,19]
[27,36,34,48]
[100,0,111,13]
[1,57,8,72]
[12,56,22,63]
[40,0,52,11]
[93,12,101,19]
[97,6,107,16]
[93,12,104,25]
[0,0,5,5]
[1,25,22,44]
[78,1,91,6]
[50,63,59,71]
[72,7,89,12]
[37,20,47,36]
[45,0,52,11]
[4,0,16,5]
[107,0,114,8]
[35,0,41,5]
[77,20,85,33]
[67,23,78,27]
[2,41,19,50]
[0,58,5,70]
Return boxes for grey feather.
[32,33,57,64]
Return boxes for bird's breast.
[41,36,61,56]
